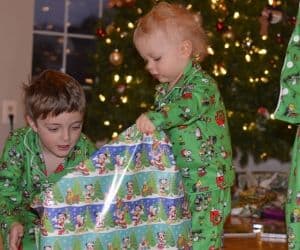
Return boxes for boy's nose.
[62,129,70,141]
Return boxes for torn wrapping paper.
[32,125,192,250]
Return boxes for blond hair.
[133,1,208,60]
[24,69,86,121]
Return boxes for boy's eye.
[47,127,58,132]
[154,57,161,61]
[72,126,81,130]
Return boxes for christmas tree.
[84,0,299,165]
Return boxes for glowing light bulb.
[98,94,106,102]
[126,75,133,83]
[114,74,120,82]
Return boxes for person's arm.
[0,134,29,249]
[274,4,300,123]
[147,78,219,130]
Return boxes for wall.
[0,0,34,151]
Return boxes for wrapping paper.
[33,126,192,250]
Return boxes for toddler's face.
[28,111,83,160]
[134,29,190,88]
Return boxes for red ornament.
[216,20,225,32]
[257,106,270,118]
[288,16,297,26]
[116,83,126,94]
[96,28,106,38]
[276,33,284,44]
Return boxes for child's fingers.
[9,223,24,250]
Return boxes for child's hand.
[136,114,156,134]
[9,222,24,250]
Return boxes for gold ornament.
[109,49,123,66]
[222,27,234,40]
[106,23,115,35]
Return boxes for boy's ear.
[181,40,192,57]
[26,115,38,132]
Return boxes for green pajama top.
[274,3,300,123]
[147,59,234,194]
[0,127,96,249]
[274,3,300,249]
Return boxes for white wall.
[0,0,34,151]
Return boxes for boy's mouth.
[58,145,70,151]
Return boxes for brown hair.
[24,69,86,121]
[133,1,208,60]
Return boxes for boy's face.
[27,111,83,160]
[134,29,191,88]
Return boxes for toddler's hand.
[9,222,24,250]
[136,114,156,134]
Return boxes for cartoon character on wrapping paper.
[131,204,144,226]
[75,214,85,232]
[44,246,53,250]
[95,212,105,231]
[39,215,49,236]
[115,154,125,170]
[107,243,114,250]
[177,234,191,250]
[84,184,95,203]
[167,205,177,223]
[43,187,55,206]
[138,238,149,250]
[157,231,167,249]
[126,181,134,200]
[150,147,165,170]
[159,178,169,196]
[116,196,124,209]
[141,181,152,196]
[65,187,80,204]
[97,153,110,174]
[75,162,90,175]
[65,188,74,205]
[53,212,69,235]
[148,205,158,222]
[114,209,127,228]
[122,236,131,250]
[134,152,143,170]
[85,241,95,250]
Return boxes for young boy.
[0,69,96,250]
[133,2,234,249]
